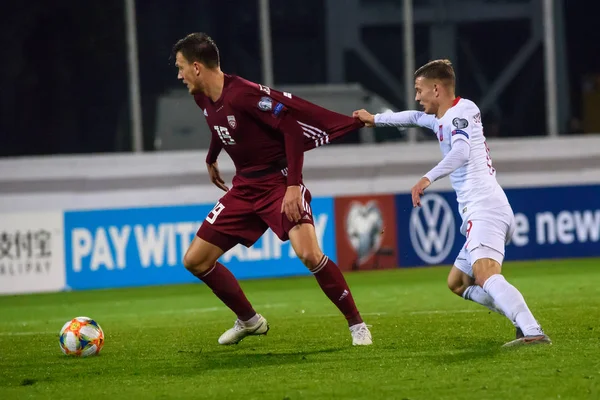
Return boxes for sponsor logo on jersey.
[227,115,237,129]
[452,117,469,129]
[283,92,292,99]
[409,193,455,264]
[258,96,273,111]
[473,112,481,124]
[438,125,443,142]
[203,109,208,116]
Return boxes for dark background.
[1,0,598,157]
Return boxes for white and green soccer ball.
[59,316,104,357]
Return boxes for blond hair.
[414,59,455,87]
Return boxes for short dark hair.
[172,33,220,68]
[414,59,455,87]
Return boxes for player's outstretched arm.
[353,109,438,132]
[373,110,437,131]
[352,109,377,127]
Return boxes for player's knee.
[447,275,469,297]
[448,280,467,296]
[447,267,472,297]
[297,249,324,270]
[183,251,212,275]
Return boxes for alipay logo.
[409,193,455,264]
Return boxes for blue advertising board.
[64,198,335,290]
[395,185,600,267]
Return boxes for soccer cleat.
[516,327,524,339]
[350,323,373,346]
[218,314,269,345]
[502,334,552,348]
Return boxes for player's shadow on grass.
[428,338,503,365]
[185,346,347,372]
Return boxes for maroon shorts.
[197,170,314,252]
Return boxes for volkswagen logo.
[409,193,455,264]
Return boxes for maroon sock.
[195,262,256,321]
[312,255,363,326]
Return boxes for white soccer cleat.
[218,314,269,345]
[350,323,373,346]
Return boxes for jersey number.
[206,202,225,224]
[214,126,236,145]
[484,140,496,175]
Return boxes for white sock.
[462,285,517,327]
[482,274,543,336]
[242,314,259,327]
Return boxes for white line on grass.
[0,331,55,336]
[315,309,487,318]
[1,303,289,330]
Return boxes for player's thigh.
[183,236,225,274]
[288,224,324,269]
[255,182,322,268]
[197,189,267,253]
[453,246,473,278]
[465,209,511,266]
[257,182,315,242]
[467,209,512,286]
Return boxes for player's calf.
[289,224,370,344]
[184,236,260,334]
[475,257,545,338]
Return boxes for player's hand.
[411,177,431,207]
[206,162,229,192]
[352,109,375,127]
[281,185,303,223]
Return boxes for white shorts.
[454,206,515,277]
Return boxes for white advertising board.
[0,212,65,294]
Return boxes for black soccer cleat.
[516,327,524,339]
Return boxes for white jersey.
[375,97,510,225]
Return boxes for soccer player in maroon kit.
[172,33,372,346]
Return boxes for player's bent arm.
[374,111,437,131]
[205,137,223,165]
[278,114,305,186]
[423,139,470,183]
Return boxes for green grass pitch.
[1,259,599,400]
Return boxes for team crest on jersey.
[258,96,273,111]
[259,84,271,95]
[227,115,237,129]
[452,117,469,129]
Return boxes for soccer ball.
[59,316,104,357]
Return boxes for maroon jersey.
[194,74,363,185]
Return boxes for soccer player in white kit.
[354,59,551,347]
